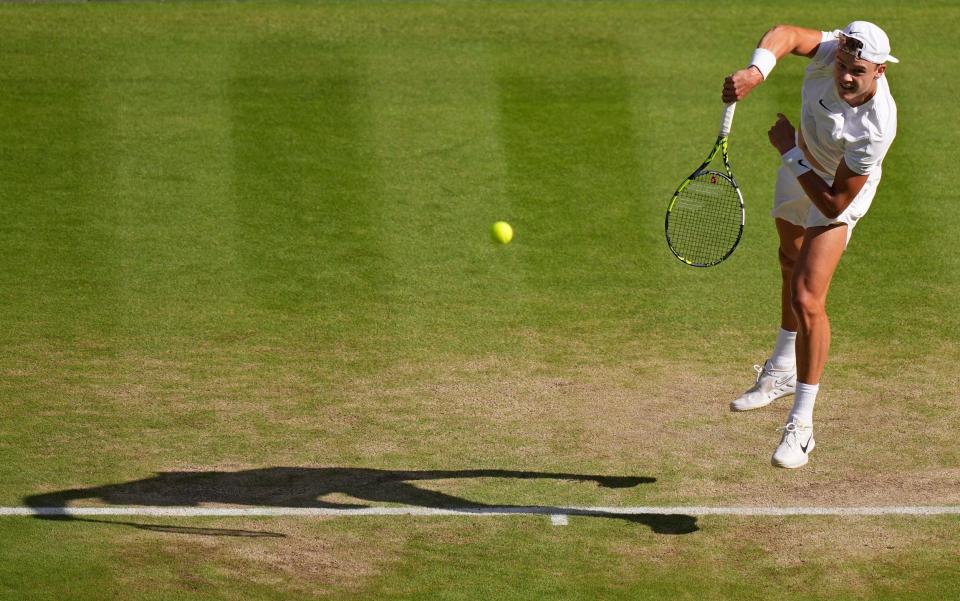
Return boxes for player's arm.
[768,113,868,219]
[795,160,867,219]
[722,25,826,103]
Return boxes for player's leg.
[791,223,848,385]
[772,222,847,468]
[730,173,806,412]
[776,218,804,336]
[791,167,879,386]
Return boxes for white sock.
[789,382,819,426]
[768,328,797,371]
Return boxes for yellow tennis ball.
[491,221,513,244]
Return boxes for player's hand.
[768,113,797,154]
[722,67,763,103]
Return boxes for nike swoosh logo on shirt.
[818,98,831,111]
[798,160,809,170]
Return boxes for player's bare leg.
[731,219,804,412]
[776,218,805,333]
[791,223,847,385]
[773,222,847,468]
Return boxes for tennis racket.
[665,102,744,267]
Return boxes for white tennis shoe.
[730,361,796,411]
[771,420,815,469]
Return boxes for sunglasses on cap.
[838,34,866,60]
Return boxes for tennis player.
[722,22,898,468]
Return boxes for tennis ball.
[491,221,513,244]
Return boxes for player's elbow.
[768,24,792,37]
[759,24,790,47]
[818,201,842,220]
[822,197,850,220]
[768,24,799,41]
[765,24,821,57]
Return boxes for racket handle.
[719,102,737,138]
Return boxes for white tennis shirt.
[799,30,897,177]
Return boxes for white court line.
[1,506,959,517]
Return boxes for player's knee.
[790,286,824,322]
[778,247,797,272]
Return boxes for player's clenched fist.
[768,113,797,154]
[722,67,764,103]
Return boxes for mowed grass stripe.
[496,42,632,320]
[106,39,243,337]
[228,42,394,352]
[494,37,656,357]
[362,40,529,358]
[0,75,119,340]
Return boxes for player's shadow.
[23,467,697,535]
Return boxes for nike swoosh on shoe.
[774,373,795,387]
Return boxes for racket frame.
[664,104,745,267]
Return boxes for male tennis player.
[722,22,898,468]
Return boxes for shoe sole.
[729,388,796,412]
[771,438,815,469]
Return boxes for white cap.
[841,21,899,64]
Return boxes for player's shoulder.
[810,30,840,64]
[875,75,896,107]
[802,30,840,80]
[870,76,897,130]
[844,84,897,174]
[848,78,896,145]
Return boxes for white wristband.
[749,47,777,80]
[781,146,813,178]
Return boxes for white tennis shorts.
[771,165,881,244]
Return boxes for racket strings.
[667,172,743,265]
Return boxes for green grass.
[1,1,958,599]
[3,515,959,600]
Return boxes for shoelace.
[776,422,812,448]
[753,363,794,391]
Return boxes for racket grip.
[719,102,737,137]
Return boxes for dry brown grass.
[10,338,957,511]
[609,515,959,598]
[331,349,959,508]
[113,518,405,596]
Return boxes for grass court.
[1,1,958,599]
